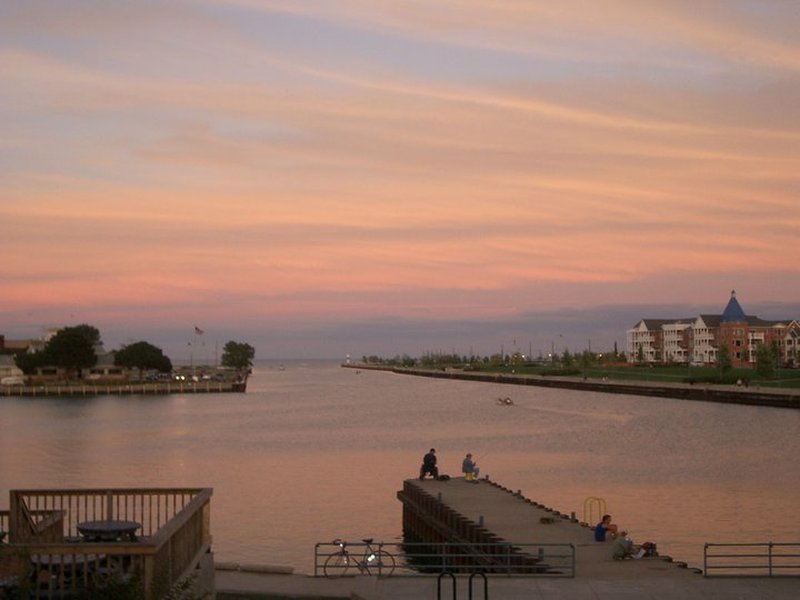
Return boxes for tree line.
[13,324,255,379]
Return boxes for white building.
[627,291,799,367]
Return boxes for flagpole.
[192,326,205,373]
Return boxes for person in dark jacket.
[419,448,439,480]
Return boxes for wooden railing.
[0,510,8,543]
[0,488,213,599]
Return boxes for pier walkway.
[216,566,799,599]
[398,478,693,579]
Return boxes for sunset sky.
[2,1,799,360]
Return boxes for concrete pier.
[215,569,800,599]
[397,478,694,579]
[216,478,799,599]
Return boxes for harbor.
[2,361,798,597]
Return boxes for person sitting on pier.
[594,514,619,541]
[612,531,654,560]
[612,530,635,559]
[462,453,480,483]
[419,448,439,480]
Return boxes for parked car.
[1,375,25,386]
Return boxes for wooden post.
[8,491,21,543]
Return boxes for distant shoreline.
[343,364,800,410]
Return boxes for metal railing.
[315,540,575,577]
[704,542,800,577]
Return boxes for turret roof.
[721,290,747,322]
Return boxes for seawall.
[0,380,247,397]
[344,364,800,409]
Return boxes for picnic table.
[77,520,141,542]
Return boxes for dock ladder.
[437,571,489,599]
[583,496,607,527]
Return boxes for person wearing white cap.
[612,530,635,560]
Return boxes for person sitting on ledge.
[462,452,480,483]
[613,530,643,559]
[594,514,618,542]
[419,448,439,480]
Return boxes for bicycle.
[323,538,396,577]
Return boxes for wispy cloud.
[1,0,798,357]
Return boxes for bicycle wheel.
[323,552,351,578]
[366,549,395,576]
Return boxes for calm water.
[2,360,798,573]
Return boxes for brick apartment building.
[627,291,799,368]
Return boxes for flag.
[194,326,204,335]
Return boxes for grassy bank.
[430,363,800,389]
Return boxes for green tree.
[45,327,98,379]
[115,341,173,375]
[716,344,732,376]
[69,324,102,348]
[578,350,594,371]
[754,341,779,380]
[636,346,645,364]
[221,341,255,369]
[14,350,47,375]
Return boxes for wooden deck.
[0,488,214,599]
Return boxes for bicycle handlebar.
[331,537,379,547]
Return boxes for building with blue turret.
[627,291,799,367]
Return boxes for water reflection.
[1,361,798,573]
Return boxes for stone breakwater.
[343,364,800,409]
